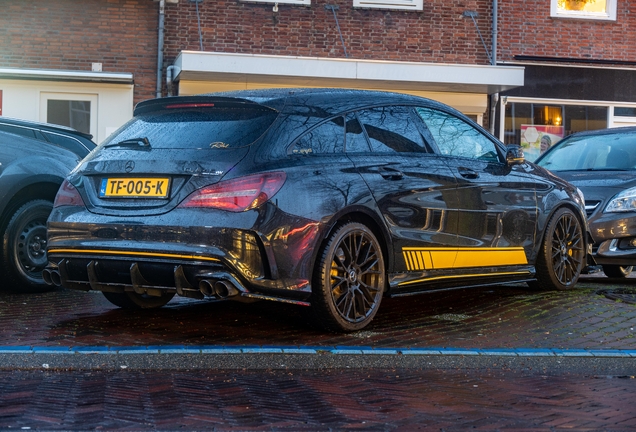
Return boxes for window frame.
[354,106,430,154]
[550,0,617,21]
[353,0,423,11]
[416,107,503,163]
[240,0,311,5]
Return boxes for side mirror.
[506,145,525,166]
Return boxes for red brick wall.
[498,0,636,64]
[163,0,494,67]
[0,0,159,105]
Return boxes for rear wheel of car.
[602,265,633,278]
[1,199,53,293]
[310,222,385,332]
[533,207,585,291]
[102,291,176,309]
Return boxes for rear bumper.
[45,221,313,305]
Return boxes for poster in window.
[520,125,564,162]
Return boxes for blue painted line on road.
[0,346,634,358]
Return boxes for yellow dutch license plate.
[99,177,170,198]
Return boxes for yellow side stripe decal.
[398,270,532,287]
[403,247,528,271]
[47,249,221,263]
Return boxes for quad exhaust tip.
[42,268,62,286]
[198,279,239,298]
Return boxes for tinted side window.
[344,113,370,152]
[288,117,345,155]
[0,124,37,139]
[42,132,89,157]
[356,106,427,153]
[417,107,499,162]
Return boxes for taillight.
[53,179,85,208]
[178,172,286,212]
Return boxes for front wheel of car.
[1,199,53,293]
[533,207,585,291]
[602,265,633,278]
[310,222,385,332]
[102,291,176,309]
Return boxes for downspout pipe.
[156,0,165,99]
[490,0,498,135]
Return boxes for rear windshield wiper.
[104,137,151,149]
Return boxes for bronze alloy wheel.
[535,207,585,290]
[311,222,385,332]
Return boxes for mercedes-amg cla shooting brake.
[45,89,589,331]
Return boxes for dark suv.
[0,130,82,292]
[0,117,96,158]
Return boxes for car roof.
[0,129,80,157]
[134,88,464,119]
[0,116,94,140]
[561,126,636,140]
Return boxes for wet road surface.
[0,274,634,430]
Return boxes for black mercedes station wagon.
[45,89,589,331]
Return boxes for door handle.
[457,167,479,179]
[379,167,403,180]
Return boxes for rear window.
[102,107,277,149]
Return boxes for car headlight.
[605,187,636,212]
[575,187,585,206]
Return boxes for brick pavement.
[0,369,634,430]
[0,275,634,350]
[0,275,635,430]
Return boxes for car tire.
[1,199,53,293]
[310,222,385,332]
[102,291,176,309]
[602,265,633,278]
[533,207,585,291]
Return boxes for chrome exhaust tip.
[42,268,53,285]
[199,279,216,297]
[214,280,239,298]
[50,269,62,287]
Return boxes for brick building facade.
[160,0,519,122]
[495,0,636,159]
[162,0,493,64]
[1,0,634,148]
[0,0,157,104]
[0,0,158,142]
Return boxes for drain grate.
[597,288,636,305]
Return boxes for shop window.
[551,0,617,21]
[615,107,636,117]
[504,102,607,161]
[613,107,636,127]
[47,100,91,135]
[353,0,423,11]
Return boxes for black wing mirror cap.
[506,145,525,166]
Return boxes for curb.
[1,346,635,358]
